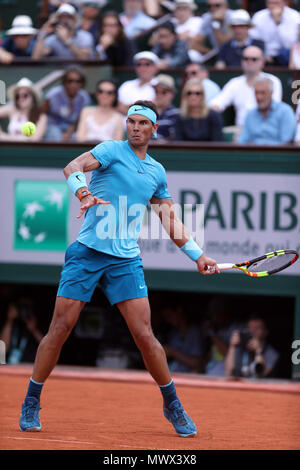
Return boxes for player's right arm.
[64,151,110,218]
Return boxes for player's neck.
[128,141,148,160]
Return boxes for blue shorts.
[57,241,148,305]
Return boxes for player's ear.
[152,123,158,134]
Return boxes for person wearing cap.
[152,74,179,141]
[249,0,300,66]
[171,0,202,47]
[117,51,158,115]
[80,0,104,46]
[215,10,264,69]
[19,97,219,437]
[0,78,47,141]
[0,15,37,64]
[32,3,94,59]
[119,0,156,39]
[151,21,190,69]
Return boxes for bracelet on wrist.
[180,237,203,261]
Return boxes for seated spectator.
[161,304,205,373]
[289,18,300,69]
[184,62,221,104]
[42,65,90,141]
[96,10,137,65]
[203,296,238,376]
[210,46,282,128]
[238,76,296,145]
[294,101,300,146]
[32,3,94,59]
[119,0,156,39]
[152,74,179,141]
[79,0,103,45]
[0,78,47,142]
[117,51,158,115]
[225,315,279,378]
[77,79,124,142]
[174,77,223,141]
[151,21,191,69]
[215,10,264,69]
[250,0,300,66]
[171,0,202,49]
[0,298,43,364]
[0,15,37,64]
[192,0,233,56]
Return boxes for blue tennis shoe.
[163,399,197,437]
[19,397,41,432]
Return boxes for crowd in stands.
[0,0,300,145]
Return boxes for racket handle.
[206,263,234,273]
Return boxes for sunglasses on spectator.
[185,70,198,77]
[16,92,30,100]
[208,3,224,8]
[66,78,83,83]
[136,62,153,67]
[97,88,116,95]
[186,91,203,96]
[242,56,260,61]
[155,88,172,95]
[103,22,119,27]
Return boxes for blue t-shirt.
[77,140,172,258]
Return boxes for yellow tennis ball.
[22,121,36,137]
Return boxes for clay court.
[1,365,300,450]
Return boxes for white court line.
[6,436,162,450]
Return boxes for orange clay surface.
[1,366,300,450]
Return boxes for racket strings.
[247,252,296,273]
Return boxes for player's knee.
[134,329,157,354]
[49,315,74,344]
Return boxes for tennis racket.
[208,249,299,277]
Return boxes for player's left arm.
[64,151,110,218]
[150,196,219,275]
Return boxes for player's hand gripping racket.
[207,249,298,277]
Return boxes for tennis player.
[19,100,219,437]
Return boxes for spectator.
[289,18,300,70]
[174,77,223,141]
[294,101,300,146]
[151,21,191,69]
[79,0,103,45]
[238,75,296,145]
[171,0,202,49]
[96,10,137,65]
[32,3,94,59]
[225,315,279,378]
[250,0,300,66]
[215,10,264,69]
[161,304,205,373]
[210,46,282,128]
[117,51,158,115]
[77,79,124,142]
[203,296,238,376]
[0,78,47,142]
[42,65,90,141]
[184,62,221,104]
[0,15,37,64]
[152,73,179,141]
[192,0,233,56]
[119,0,156,39]
[0,299,43,364]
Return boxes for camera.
[241,360,265,378]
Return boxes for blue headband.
[127,105,158,138]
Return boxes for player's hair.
[131,100,159,119]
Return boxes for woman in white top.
[76,79,124,143]
[0,77,47,141]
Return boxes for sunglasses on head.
[97,88,115,95]
[186,90,203,96]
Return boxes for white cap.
[56,3,77,16]
[229,9,252,26]
[174,0,197,10]
[133,51,159,64]
[7,77,42,102]
[6,15,37,36]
